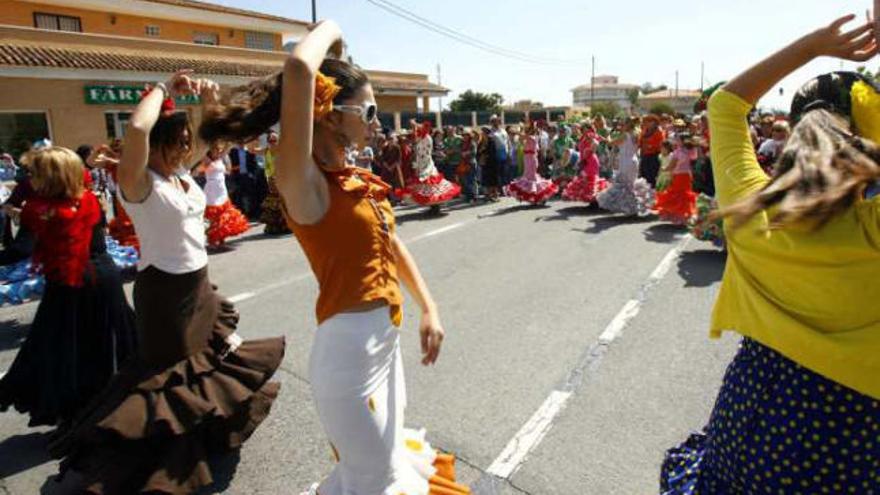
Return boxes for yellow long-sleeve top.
[708,89,880,399]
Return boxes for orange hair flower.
[314,72,342,121]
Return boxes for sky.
[216,0,875,112]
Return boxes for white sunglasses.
[334,102,378,123]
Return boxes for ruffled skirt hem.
[404,174,462,206]
[505,177,558,204]
[205,201,250,247]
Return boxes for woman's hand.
[164,69,196,97]
[194,78,221,107]
[419,309,445,366]
[805,14,877,62]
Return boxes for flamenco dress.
[49,169,284,494]
[203,158,250,247]
[106,163,140,252]
[687,194,725,249]
[403,133,461,206]
[505,136,557,204]
[562,136,608,203]
[653,149,698,225]
[0,190,138,427]
[596,133,655,216]
[259,151,290,235]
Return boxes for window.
[104,112,132,139]
[0,112,51,159]
[34,12,82,32]
[244,31,275,51]
[145,25,161,37]
[193,32,219,46]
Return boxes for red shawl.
[22,190,101,287]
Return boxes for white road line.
[0,371,5,379]
[487,390,573,479]
[227,292,256,304]
[484,236,691,480]
[406,221,467,243]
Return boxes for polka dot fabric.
[661,338,880,495]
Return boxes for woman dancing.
[50,72,285,494]
[661,13,880,494]
[200,21,470,495]
[202,142,250,247]
[404,121,461,213]
[505,126,558,205]
[596,117,655,216]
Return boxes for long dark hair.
[199,59,369,144]
[150,111,194,167]
[720,72,880,230]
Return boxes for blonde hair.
[23,147,85,200]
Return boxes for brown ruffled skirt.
[49,266,285,494]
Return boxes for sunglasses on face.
[334,102,378,124]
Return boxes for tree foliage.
[589,101,623,119]
[449,90,505,112]
[649,102,676,116]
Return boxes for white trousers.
[310,307,436,495]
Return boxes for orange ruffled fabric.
[108,198,140,252]
[205,200,250,247]
[430,453,472,494]
[654,173,697,225]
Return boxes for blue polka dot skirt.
[660,338,880,494]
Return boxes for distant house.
[571,75,639,112]
[638,88,702,115]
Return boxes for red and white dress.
[505,135,557,204]
[404,131,461,206]
[562,133,609,203]
[203,158,249,247]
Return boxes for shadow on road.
[536,204,608,222]
[0,432,51,479]
[643,223,687,243]
[677,249,727,287]
[0,318,30,352]
[395,208,450,225]
[484,203,548,218]
[578,214,654,233]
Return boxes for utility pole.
[700,61,705,92]
[311,0,317,23]
[437,64,443,112]
[675,70,679,98]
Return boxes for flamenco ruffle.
[596,174,656,217]
[0,236,139,306]
[688,194,725,248]
[654,174,697,225]
[260,180,290,235]
[505,177,558,204]
[404,174,461,206]
[49,328,285,494]
[561,174,609,203]
[310,428,471,495]
[205,200,250,247]
[659,432,707,495]
[108,203,139,253]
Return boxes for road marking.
[482,235,691,481]
[487,390,573,478]
[228,292,256,304]
[406,221,467,243]
[0,371,5,379]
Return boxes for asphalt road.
[0,198,739,495]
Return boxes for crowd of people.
[0,9,878,495]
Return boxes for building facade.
[571,75,638,112]
[638,88,702,115]
[0,0,448,155]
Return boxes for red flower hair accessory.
[415,121,432,139]
[140,84,177,117]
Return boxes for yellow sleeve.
[708,90,770,208]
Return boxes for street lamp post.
[311,0,317,23]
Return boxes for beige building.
[638,88,702,115]
[0,0,448,156]
[571,75,638,112]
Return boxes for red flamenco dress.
[105,163,140,252]
[0,188,138,427]
[562,135,608,203]
[203,158,250,247]
[654,150,698,225]
[403,124,461,206]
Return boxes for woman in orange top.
[200,21,470,495]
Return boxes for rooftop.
[640,88,702,100]
[0,25,449,95]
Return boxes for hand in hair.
[724,14,877,105]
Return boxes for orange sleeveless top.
[287,167,403,327]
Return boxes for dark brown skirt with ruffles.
[49,266,285,494]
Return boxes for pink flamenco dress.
[505,135,558,204]
[403,125,461,207]
[562,134,609,203]
[203,158,250,247]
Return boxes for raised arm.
[276,21,344,225]
[724,14,876,105]
[118,71,195,202]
